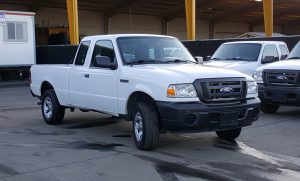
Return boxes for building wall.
[168,19,209,40]
[253,24,281,33]
[35,8,104,37]
[214,22,249,39]
[109,14,162,34]
[1,4,297,43]
[286,25,300,35]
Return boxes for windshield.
[117,36,196,64]
[211,43,262,61]
[287,42,300,60]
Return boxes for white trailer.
[0,10,35,80]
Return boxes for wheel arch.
[126,91,160,122]
[41,81,54,97]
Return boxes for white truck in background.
[254,41,300,113]
[0,10,35,81]
[30,34,260,150]
[205,41,289,76]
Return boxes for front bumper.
[258,84,300,106]
[156,98,260,132]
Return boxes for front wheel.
[42,90,65,125]
[132,102,159,151]
[216,128,242,141]
[261,103,280,114]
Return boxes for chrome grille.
[194,78,247,103]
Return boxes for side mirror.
[195,56,204,64]
[280,54,288,60]
[94,55,117,70]
[262,56,277,64]
[206,56,211,61]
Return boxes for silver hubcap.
[43,97,53,119]
[134,112,143,142]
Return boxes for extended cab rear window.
[74,41,91,65]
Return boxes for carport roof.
[2,0,300,25]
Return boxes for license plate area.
[220,112,239,127]
[272,93,287,102]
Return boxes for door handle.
[83,74,89,78]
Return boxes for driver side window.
[261,45,279,64]
[90,40,116,67]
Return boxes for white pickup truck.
[254,41,300,113]
[205,41,289,75]
[30,34,260,150]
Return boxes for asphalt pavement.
[0,86,299,181]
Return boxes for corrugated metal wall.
[3,6,288,41]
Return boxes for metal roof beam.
[212,4,262,25]
[29,0,46,12]
[250,6,300,26]
[165,0,218,22]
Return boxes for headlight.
[247,81,258,98]
[167,84,197,98]
[253,71,263,84]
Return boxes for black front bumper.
[156,99,260,132]
[258,84,300,106]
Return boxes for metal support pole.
[248,23,254,32]
[161,17,168,35]
[103,14,109,34]
[209,21,215,39]
[263,0,273,37]
[185,0,196,40]
[66,0,79,44]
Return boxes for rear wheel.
[132,102,159,151]
[42,90,65,125]
[216,128,242,141]
[261,103,280,114]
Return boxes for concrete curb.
[0,81,30,89]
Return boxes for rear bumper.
[258,84,300,106]
[156,98,260,132]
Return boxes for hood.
[262,60,300,71]
[122,64,254,83]
[204,60,257,75]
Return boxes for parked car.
[254,41,300,113]
[204,41,289,75]
[30,34,260,150]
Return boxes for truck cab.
[205,41,289,75]
[30,34,260,150]
[254,41,300,113]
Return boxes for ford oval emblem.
[220,87,233,94]
[276,75,288,80]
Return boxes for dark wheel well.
[41,81,54,96]
[127,92,159,121]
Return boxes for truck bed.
[30,64,71,106]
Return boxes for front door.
[83,40,118,114]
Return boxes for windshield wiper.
[166,59,197,64]
[287,57,300,60]
[226,57,252,61]
[210,57,221,60]
[129,59,165,66]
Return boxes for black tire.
[132,101,159,151]
[216,128,242,141]
[41,89,65,125]
[261,103,280,114]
